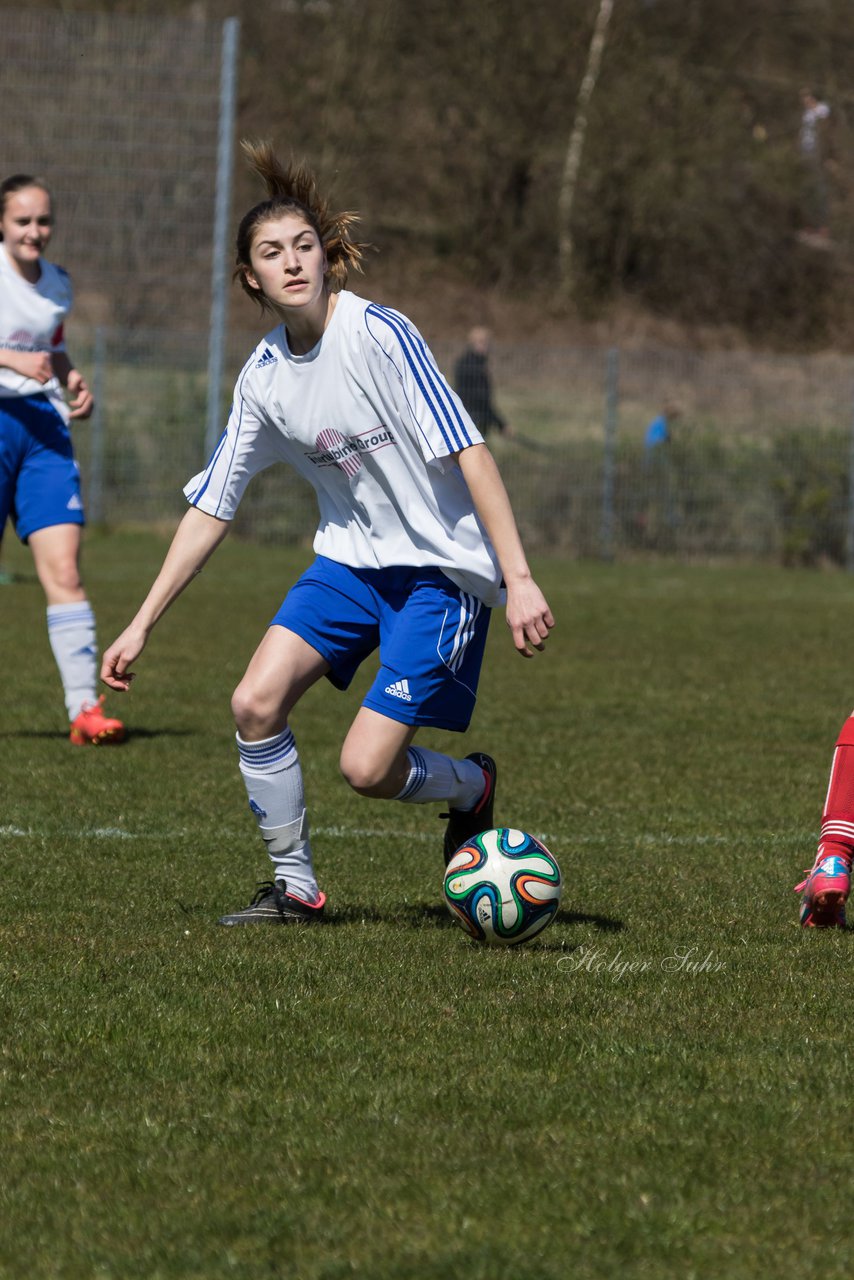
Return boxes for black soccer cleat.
[441,752,497,867]
[217,880,327,926]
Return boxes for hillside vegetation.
[23,0,854,348]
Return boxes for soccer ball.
[443,827,562,946]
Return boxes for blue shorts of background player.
[271,556,491,732]
[0,394,85,541]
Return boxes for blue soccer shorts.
[270,556,492,732]
[0,394,84,542]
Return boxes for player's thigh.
[232,625,330,734]
[28,523,84,602]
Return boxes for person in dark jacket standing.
[453,327,511,437]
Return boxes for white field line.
[0,824,806,847]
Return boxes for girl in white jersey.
[0,174,125,745]
[102,143,553,924]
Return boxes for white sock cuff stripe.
[398,747,427,801]
[821,819,854,841]
[236,728,296,768]
[47,603,95,630]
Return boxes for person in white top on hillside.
[0,173,125,744]
[101,142,553,925]
[798,87,831,241]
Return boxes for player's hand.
[101,626,148,691]
[65,370,94,420]
[505,578,554,658]
[13,351,54,383]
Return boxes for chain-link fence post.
[205,16,240,458]
[601,346,619,561]
[88,326,107,526]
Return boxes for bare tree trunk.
[557,0,615,299]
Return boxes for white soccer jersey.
[185,291,505,606]
[0,244,71,410]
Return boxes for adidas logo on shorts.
[384,678,412,702]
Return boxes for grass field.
[1,532,853,1279]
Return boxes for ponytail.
[235,141,371,307]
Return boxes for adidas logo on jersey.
[255,347,277,369]
[384,678,412,702]
[66,494,83,510]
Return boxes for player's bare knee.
[231,682,279,739]
[339,747,390,796]
[42,560,83,597]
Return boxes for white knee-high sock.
[47,601,98,721]
[236,728,319,901]
[395,746,485,809]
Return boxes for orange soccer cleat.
[69,695,127,746]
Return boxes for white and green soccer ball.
[443,827,562,946]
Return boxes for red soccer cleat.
[795,846,850,929]
[69,695,127,746]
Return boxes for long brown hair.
[234,142,370,311]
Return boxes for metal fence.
[65,324,854,567]
[1,8,238,452]
[1,9,227,330]
[6,9,853,568]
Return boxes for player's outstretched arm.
[456,443,554,658]
[101,507,230,691]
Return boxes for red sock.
[818,714,854,866]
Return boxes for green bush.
[770,429,848,566]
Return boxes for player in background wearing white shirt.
[102,143,553,924]
[0,174,125,745]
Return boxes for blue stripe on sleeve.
[188,357,254,514]
[189,428,229,505]
[366,303,473,453]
